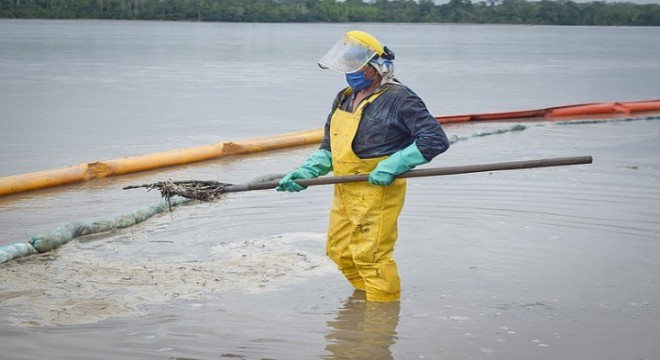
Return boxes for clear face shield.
[317,35,378,74]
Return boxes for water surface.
[1,20,659,360]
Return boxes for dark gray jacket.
[320,83,450,161]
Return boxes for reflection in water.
[324,291,401,360]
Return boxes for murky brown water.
[2,21,660,359]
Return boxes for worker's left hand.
[368,142,429,186]
[368,167,396,186]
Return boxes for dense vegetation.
[2,0,660,26]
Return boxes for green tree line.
[2,0,659,25]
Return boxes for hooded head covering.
[369,46,398,85]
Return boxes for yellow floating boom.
[0,128,323,197]
[3,98,659,198]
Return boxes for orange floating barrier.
[545,102,622,118]
[618,100,660,114]
[2,99,659,197]
[435,115,473,124]
[435,99,660,123]
[472,109,547,121]
[436,109,546,123]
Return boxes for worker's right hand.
[276,149,333,192]
[276,169,312,192]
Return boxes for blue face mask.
[345,70,374,92]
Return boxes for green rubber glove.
[276,149,333,192]
[368,142,429,186]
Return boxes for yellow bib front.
[326,89,406,302]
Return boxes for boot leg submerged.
[327,192,365,291]
[328,181,406,301]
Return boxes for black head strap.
[373,46,395,61]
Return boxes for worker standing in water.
[277,31,449,302]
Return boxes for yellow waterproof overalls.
[326,89,407,302]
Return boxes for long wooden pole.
[222,155,593,193]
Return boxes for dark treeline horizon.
[2,0,660,26]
